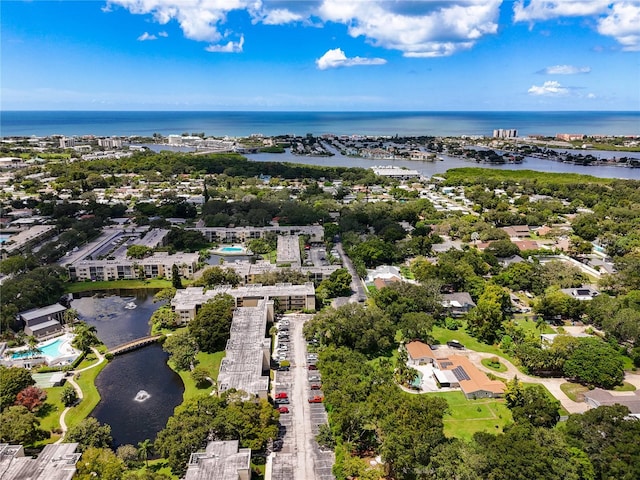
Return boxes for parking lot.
[269,313,335,480]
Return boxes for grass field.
[432,323,519,366]
[37,386,66,444]
[613,382,636,392]
[175,350,225,401]
[65,278,172,293]
[426,391,512,441]
[64,359,108,429]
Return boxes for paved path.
[433,346,589,414]
[55,347,105,443]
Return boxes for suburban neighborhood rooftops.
[185,440,251,480]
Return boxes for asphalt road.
[334,242,367,303]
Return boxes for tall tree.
[467,283,511,344]
[65,417,112,452]
[188,294,235,353]
[137,438,152,467]
[171,264,183,289]
[0,366,35,411]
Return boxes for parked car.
[308,395,324,403]
[308,364,318,370]
[310,383,322,390]
[275,398,289,404]
[275,392,288,399]
[278,364,290,371]
[447,340,465,349]
[278,406,289,414]
[308,375,321,382]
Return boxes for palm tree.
[72,322,99,352]
[63,308,78,327]
[26,335,41,358]
[137,439,152,468]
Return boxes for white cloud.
[514,1,640,50]
[137,32,157,41]
[316,48,386,70]
[107,0,502,57]
[158,31,168,37]
[587,92,597,98]
[597,2,640,51]
[205,35,245,53]
[540,64,591,74]
[513,0,612,22]
[528,80,571,96]
[318,0,501,57]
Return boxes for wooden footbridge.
[108,335,163,356]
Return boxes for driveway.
[334,242,366,303]
[431,345,589,414]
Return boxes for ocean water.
[1,110,639,138]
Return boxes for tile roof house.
[405,341,436,365]
[435,355,505,399]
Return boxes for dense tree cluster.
[154,393,279,476]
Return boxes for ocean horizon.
[1,110,639,138]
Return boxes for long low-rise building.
[221,259,340,285]
[68,251,198,281]
[217,299,273,399]
[1,225,56,258]
[185,440,251,480]
[192,225,324,244]
[171,283,316,322]
[0,443,80,480]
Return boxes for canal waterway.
[71,289,184,447]
[245,150,640,181]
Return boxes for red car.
[308,395,324,403]
[308,364,318,370]
[275,392,288,399]
[278,406,289,414]
[310,383,322,390]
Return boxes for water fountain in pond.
[134,390,150,402]
[124,301,137,310]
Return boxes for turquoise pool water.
[12,338,65,359]
[411,372,423,388]
[219,246,244,253]
[0,234,11,244]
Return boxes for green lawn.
[64,359,108,429]
[37,386,66,443]
[65,278,172,293]
[613,382,636,392]
[426,391,512,441]
[560,382,589,403]
[481,358,508,373]
[432,323,519,366]
[175,351,225,401]
[511,317,554,335]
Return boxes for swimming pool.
[0,234,11,244]
[10,335,79,364]
[220,246,244,253]
[214,245,249,256]
[411,371,423,389]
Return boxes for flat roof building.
[18,303,67,339]
[1,225,56,257]
[185,440,251,480]
[217,300,273,399]
[371,166,421,179]
[276,235,301,266]
[192,225,324,244]
[0,443,80,480]
[172,283,315,322]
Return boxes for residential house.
[441,292,476,317]
[406,341,436,366]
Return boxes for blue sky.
[2,0,639,111]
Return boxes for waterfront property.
[171,283,316,323]
[185,440,251,480]
[217,299,273,399]
[0,443,80,480]
[68,251,198,281]
[18,303,67,339]
[1,333,81,369]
